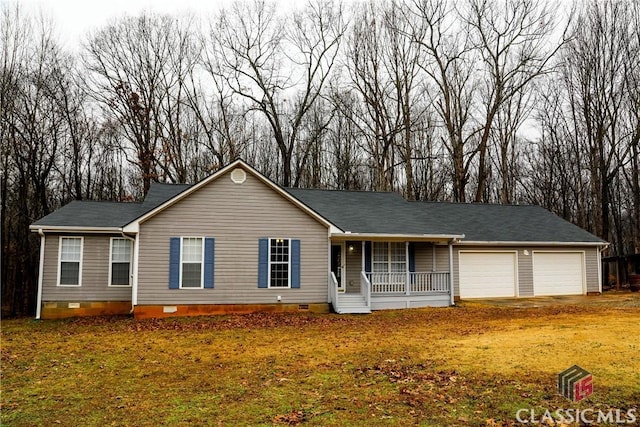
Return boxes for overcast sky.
[14,0,235,50]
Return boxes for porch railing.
[365,271,450,294]
[360,271,372,309]
[329,272,339,307]
[410,272,450,293]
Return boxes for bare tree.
[84,13,198,194]
[412,0,477,201]
[210,0,345,186]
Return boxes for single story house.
[30,159,607,319]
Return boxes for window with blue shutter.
[364,241,372,273]
[204,237,215,288]
[258,238,269,288]
[169,237,180,289]
[258,238,300,288]
[291,239,301,288]
[408,243,415,273]
[170,237,215,289]
[408,242,416,284]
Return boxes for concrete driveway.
[459,290,640,308]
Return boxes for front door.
[331,244,345,292]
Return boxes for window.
[270,238,290,288]
[181,237,203,288]
[258,238,300,289]
[110,238,132,286]
[58,237,82,286]
[372,242,406,273]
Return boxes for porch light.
[348,245,354,252]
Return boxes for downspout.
[448,239,455,306]
[121,232,137,314]
[35,229,45,319]
[598,243,610,294]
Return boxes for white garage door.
[533,252,584,296]
[459,252,517,298]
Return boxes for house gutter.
[29,225,123,233]
[331,233,465,242]
[35,229,45,320]
[120,231,138,314]
[448,239,455,306]
[455,241,606,247]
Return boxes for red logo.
[558,365,593,402]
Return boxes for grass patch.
[2,304,639,426]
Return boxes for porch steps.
[334,294,371,314]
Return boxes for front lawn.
[2,302,639,426]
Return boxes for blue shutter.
[364,241,372,273]
[408,243,416,273]
[290,239,301,288]
[204,238,215,289]
[258,238,268,288]
[169,237,180,289]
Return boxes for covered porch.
[329,237,459,314]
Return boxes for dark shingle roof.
[414,202,603,243]
[287,188,604,243]
[32,182,192,229]
[140,183,192,212]
[32,178,604,244]
[31,201,143,228]
[286,188,461,235]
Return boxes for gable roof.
[123,160,336,233]
[30,160,605,245]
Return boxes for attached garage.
[459,251,517,298]
[533,252,585,296]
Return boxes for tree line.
[2,0,639,316]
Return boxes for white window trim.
[179,236,205,289]
[108,237,132,287]
[372,242,406,273]
[57,236,83,287]
[268,238,291,289]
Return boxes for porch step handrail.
[329,272,339,308]
[360,271,372,310]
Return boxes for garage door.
[459,252,517,298]
[533,252,584,296]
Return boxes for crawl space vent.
[230,168,246,184]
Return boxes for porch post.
[448,240,455,306]
[361,241,365,273]
[405,241,410,295]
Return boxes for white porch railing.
[365,271,450,294]
[410,272,450,293]
[329,272,339,307]
[360,271,372,309]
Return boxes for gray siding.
[414,243,449,272]
[452,245,600,297]
[41,234,132,301]
[345,241,362,292]
[137,168,329,305]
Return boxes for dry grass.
[2,302,639,426]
